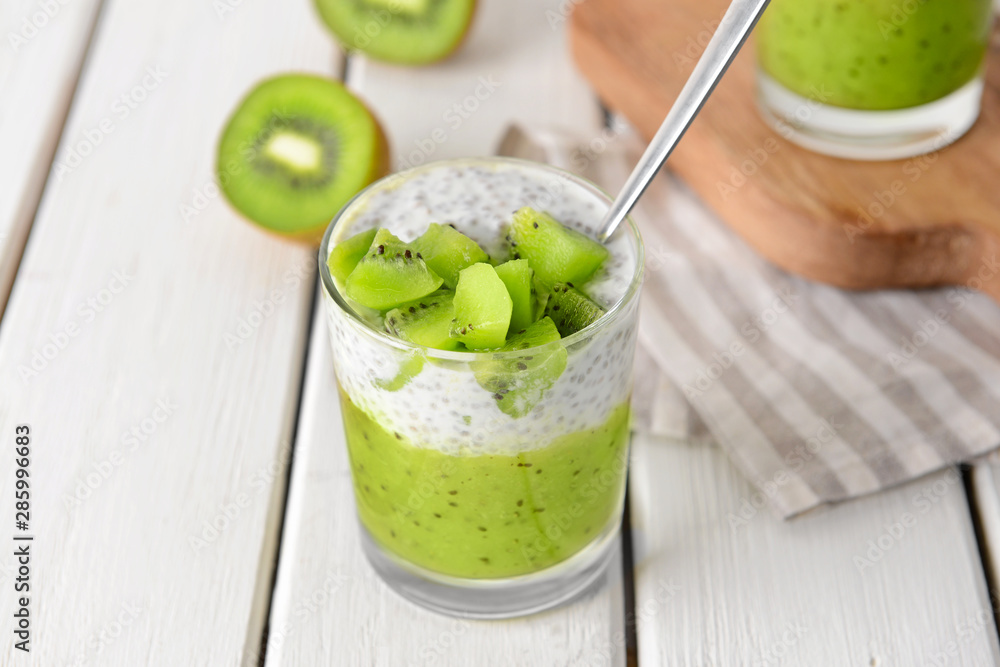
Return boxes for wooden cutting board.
[569,0,1000,302]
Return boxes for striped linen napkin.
[500,123,1000,518]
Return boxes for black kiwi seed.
[493,393,503,400]
[552,305,560,311]
[517,362,527,370]
[377,245,385,254]
[404,249,412,259]
[516,499,523,506]
[533,222,539,228]
[409,306,416,313]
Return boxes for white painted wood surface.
[265,2,627,665]
[3,0,1000,662]
[0,0,103,313]
[0,0,337,664]
[631,433,1000,666]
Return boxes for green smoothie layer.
[341,391,630,579]
[757,0,992,110]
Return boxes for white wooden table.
[2,1,1000,664]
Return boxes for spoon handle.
[596,0,771,242]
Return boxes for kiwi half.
[217,74,388,242]
[314,0,476,65]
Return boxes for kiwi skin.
[216,75,391,245]
[315,0,477,66]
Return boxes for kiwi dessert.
[314,0,477,65]
[328,207,613,413]
[217,74,388,242]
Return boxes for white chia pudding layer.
[322,158,642,456]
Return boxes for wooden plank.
[0,0,339,663]
[0,0,103,315]
[971,460,1000,622]
[632,433,1000,665]
[266,2,625,664]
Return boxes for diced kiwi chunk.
[545,283,606,336]
[474,317,567,418]
[412,223,489,289]
[328,228,378,284]
[509,207,609,287]
[375,352,425,392]
[493,259,535,335]
[450,263,512,350]
[345,229,443,310]
[384,290,461,351]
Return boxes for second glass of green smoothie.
[756,0,994,160]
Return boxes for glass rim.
[318,156,645,362]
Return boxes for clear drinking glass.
[756,0,994,160]
[318,158,644,618]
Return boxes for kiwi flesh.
[329,228,378,283]
[450,263,512,350]
[375,352,425,391]
[217,74,388,242]
[508,207,608,288]
[345,229,443,310]
[493,259,534,335]
[384,290,461,351]
[314,0,477,65]
[412,223,489,289]
[544,283,606,337]
[474,317,567,418]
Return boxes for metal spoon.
[596,0,771,242]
